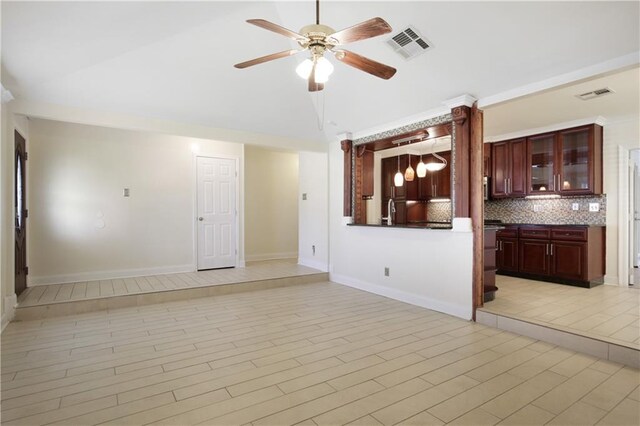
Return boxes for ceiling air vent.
[576,87,614,101]
[386,26,432,60]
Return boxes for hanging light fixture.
[394,155,404,187]
[425,140,447,172]
[416,154,427,178]
[404,153,415,181]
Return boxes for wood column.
[341,139,353,217]
[354,145,367,224]
[452,103,485,318]
[452,106,470,218]
[470,104,485,314]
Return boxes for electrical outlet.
[384,267,390,277]
[302,193,307,200]
[589,203,600,212]
[533,204,541,212]
[572,203,579,211]
[123,188,130,197]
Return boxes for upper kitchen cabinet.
[491,138,526,198]
[558,125,602,195]
[528,133,556,195]
[527,124,603,196]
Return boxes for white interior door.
[197,157,237,270]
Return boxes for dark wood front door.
[15,131,27,296]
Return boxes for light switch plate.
[533,204,542,212]
[572,203,579,211]
[302,193,307,200]
[123,188,130,197]
[589,203,600,212]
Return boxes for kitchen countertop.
[348,222,453,230]
[494,223,605,227]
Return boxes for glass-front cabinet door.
[528,133,556,194]
[558,126,591,194]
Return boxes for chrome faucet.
[383,198,396,226]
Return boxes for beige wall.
[244,146,298,261]
[27,119,245,284]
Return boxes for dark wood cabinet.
[415,151,451,199]
[557,125,602,195]
[484,228,499,302]
[381,151,451,223]
[496,226,519,273]
[550,241,585,281]
[496,224,605,287]
[492,124,602,198]
[491,139,526,198]
[519,239,551,276]
[484,143,492,178]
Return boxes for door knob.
[198,217,204,221]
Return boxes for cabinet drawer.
[497,227,518,238]
[551,228,587,241]
[519,227,550,239]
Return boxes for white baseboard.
[329,273,472,320]
[28,264,196,286]
[245,252,297,262]
[298,257,329,272]
[604,274,620,286]
[2,293,17,333]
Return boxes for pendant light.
[425,140,447,172]
[404,153,415,181]
[394,155,404,187]
[416,154,427,178]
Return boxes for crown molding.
[442,94,478,109]
[484,116,607,143]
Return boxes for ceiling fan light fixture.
[296,58,314,79]
[314,57,334,83]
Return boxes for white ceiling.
[2,1,639,147]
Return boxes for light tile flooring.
[2,282,639,425]
[18,260,322,307]
[481,275,640,350]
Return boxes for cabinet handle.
[550,243,553,256]
[546,244,549,255]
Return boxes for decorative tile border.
[353,113,453,145]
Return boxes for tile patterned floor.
[18,260,322,307]
[2,282,639,425]
[482,275,640,350]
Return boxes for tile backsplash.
[484,195,606,225]
[426,202,453,223]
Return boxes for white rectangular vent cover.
[387,26,431,60]
[576,87,614,101]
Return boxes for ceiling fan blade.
[247,19,307,42]
[333,49,396,80]
[328,17,392,45]
[308,63,324,92]
[234,49,302,69]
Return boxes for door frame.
[14,129,28,296]
[618,145,635,286]
[192,154,242,271]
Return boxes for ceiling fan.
[234,0,397,92]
